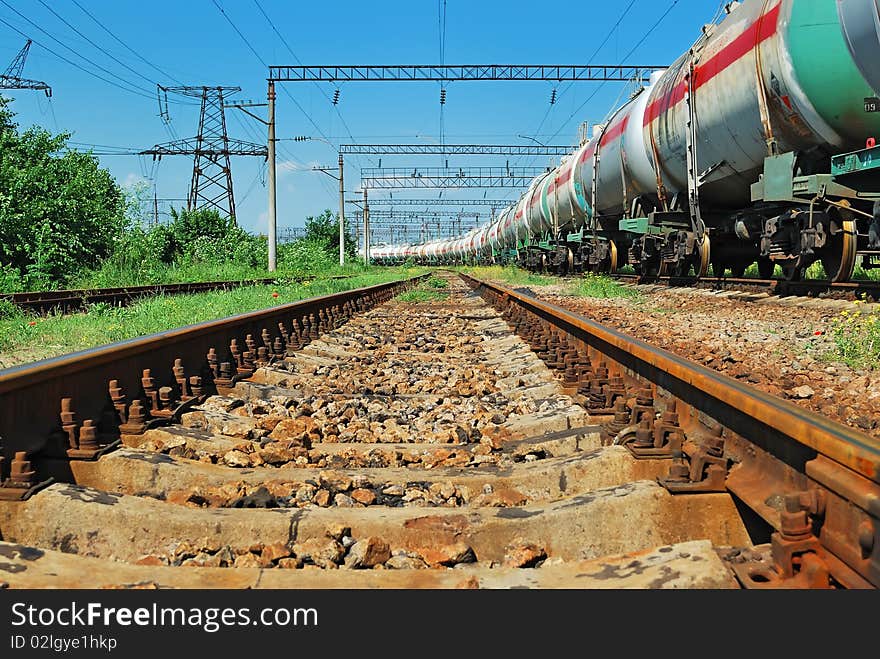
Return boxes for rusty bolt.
[635,387,654,406]
[60,397,76,425]
[634,417,654,448]
[142,369,155,389]
[109,380,123,402]
[798,489,827,518]
[207,348,219,377]
[10,451,35,487]
[666,455,691,482]
[79,419,98,451]
[158,386,173,409]
[189,376,203,397]
[780,493,812,540]
[128,400,146,424]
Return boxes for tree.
[0,96,125,287]
[301,209,357,258]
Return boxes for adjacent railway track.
[612,273,880,301]
[0,271,876,589]
[1,275,352,315]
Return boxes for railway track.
[1,275,351,315]
[0,271,876,589]
[611,273,880,302]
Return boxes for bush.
[279,238,336,274]
[0,96,125,288]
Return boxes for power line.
[37,1,157,87]
[211,0,335,148]
[0,0,159,98]
[251,0,374,169]
[0,13,155,101]
[545,0,681,143]
[519,0,639,169]
[69,0,185,86]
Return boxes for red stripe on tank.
[579,143,596,164]
[600,115,630,146]
[643,2,782,126]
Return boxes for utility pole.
[338,153,345,267]
[0,40,51,96]
[141,86,266,223]
[363,188,370,266]
[267,81,277,272]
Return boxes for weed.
[561,273,641,300]
[830,299,880,368]
[397,288,450,303]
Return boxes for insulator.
[332,89,340,105]
[440,88,447,105]
[550,89,557,105]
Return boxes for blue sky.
[0,0,726,238]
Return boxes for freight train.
[371,0,880,282]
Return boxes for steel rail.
[613,274,880,300]
[1,276,355,314]
[461,273,880,587]
[0,276,422,471]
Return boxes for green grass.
[67,259,383,290]
[455,264,637,299]
[396,288,450,303]
[560,273,641,300]
[396,276,450,302]
[0,268,425,369]
[456,265,557,287]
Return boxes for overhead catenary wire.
[250,0,376,171]
[526,0,639,145]
[544,0,681,144]
[211,0,336,150]
[0,13,156,102]
[0,0,195,102]
[68,0,186,86]
[37,1,161,88]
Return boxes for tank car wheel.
[819,219,857,283]
[606,240,619,274]
[695,236,710,278]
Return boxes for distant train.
[371,0,880,282]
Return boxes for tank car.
[373,0,880,282]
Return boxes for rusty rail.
[613,273,880,301]
[461,273,880,588]
[0,275,423,496]
[1,276,356,315]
